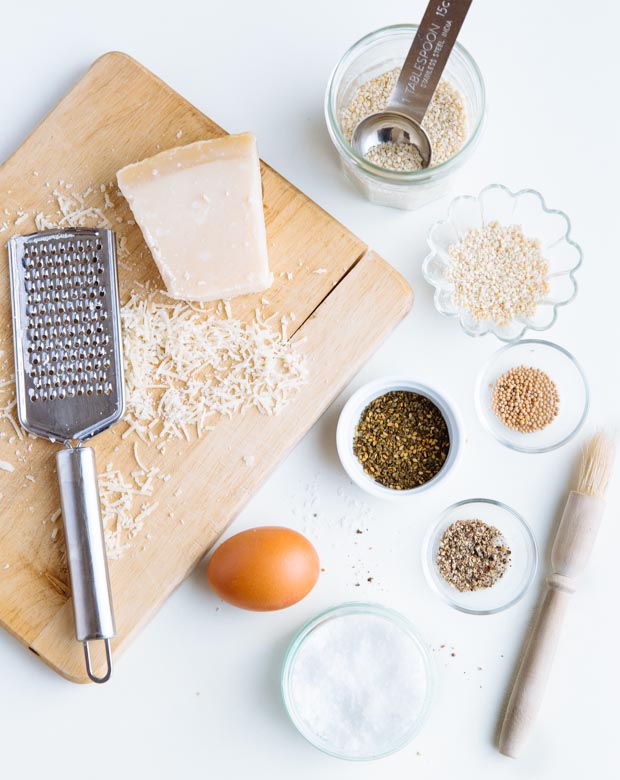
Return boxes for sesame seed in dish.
[446,221,549,325]
[340,68,467,172]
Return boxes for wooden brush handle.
[499,577,572,758]
[499,491,607,758]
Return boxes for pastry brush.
[499,431,615,758]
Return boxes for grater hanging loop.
[83,638,112,684]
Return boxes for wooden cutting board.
[0,52,412,682]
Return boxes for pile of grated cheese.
[121,287,307,442]
[0,376,21,443]
[99,445,162,559]
[2,179,132,262]
[45,444,162,561]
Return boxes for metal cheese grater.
[8,227,125,683]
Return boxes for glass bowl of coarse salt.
[422,183,582,341]
[281,602,435,760]
[324,24,486,210]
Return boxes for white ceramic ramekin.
[336,377,463,499]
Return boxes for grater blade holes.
[15,230,119,412]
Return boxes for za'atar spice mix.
[352,390,450,490]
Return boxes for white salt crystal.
[288,611,429,758]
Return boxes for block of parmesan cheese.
[116,133,272,301]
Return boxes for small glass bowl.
[324,24,486,210]
[281,602,435,760]
[336,377,462,499]
[475,339,589,453]
[422,499,538,615]
[422,183,582,341]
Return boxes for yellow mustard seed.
[491,365,559,433]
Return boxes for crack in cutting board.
[0,52,413,682]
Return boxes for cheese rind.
[117,133,273,301]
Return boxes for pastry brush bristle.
[576,431,615,498]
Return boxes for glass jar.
[324,24,486,210]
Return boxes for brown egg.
[207,526,320,611]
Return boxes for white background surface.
[1,1,619,778]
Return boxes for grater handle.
[56,446,116,683]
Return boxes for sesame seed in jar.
[446,221,549,325]
[365,141,423,171]
[340,68,467,172]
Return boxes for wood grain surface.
[0,52,412,682]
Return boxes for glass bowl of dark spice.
[423,499,538,615]
[337,378,462,499]
[475,340,589,454]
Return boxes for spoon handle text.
[388,0,474,123]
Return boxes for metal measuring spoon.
[352,0,474,168]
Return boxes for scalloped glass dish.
[422,184,582,341]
